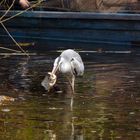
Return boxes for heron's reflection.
[41,82,84,140]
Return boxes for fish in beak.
[41,72,57,92]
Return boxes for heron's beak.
[48,72,57,87]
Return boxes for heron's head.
[48,72,57,87]
[41,72,57,92]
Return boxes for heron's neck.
[52,56,62,74]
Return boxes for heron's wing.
[61,49,82,61]
[71,57,84,76]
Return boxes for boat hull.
[0,11,140,52]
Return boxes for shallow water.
[0,51,140,140]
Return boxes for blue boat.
[0,10,140,52]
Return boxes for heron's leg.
[66,76,71,85]
[66,75,74,93]
[71,75,75,93]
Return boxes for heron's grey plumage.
[53,49,84,75]
[42,49,84,93]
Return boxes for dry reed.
[0,0,43,56]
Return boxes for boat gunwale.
[1,10,140,20]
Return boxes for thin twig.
[0,46,21,52]
[1,22,29,57]
[0,0,43,57]
[0,0,16,20]
[0,0,44,23]
[0,0,6,6]
[0,0,28,56]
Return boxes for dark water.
[0,51,140,140]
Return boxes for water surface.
[0,51,140,140]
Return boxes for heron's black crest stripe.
[74,68,78,75]
[71,58,77,75]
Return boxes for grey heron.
[42,49,84,93]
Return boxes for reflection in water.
[0,52,140,139]
[9,57,30,91]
